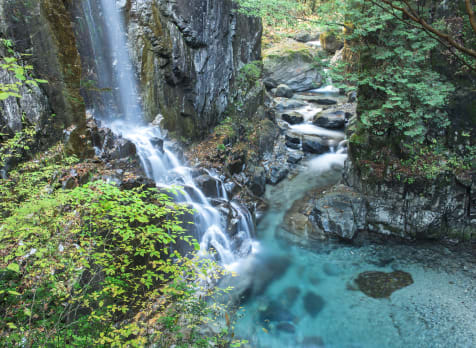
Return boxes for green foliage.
[237,61,262,89]
[328,0,454,144]
[0,147,240,347]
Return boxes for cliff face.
[125,0,262,139]
[0,0,88,156]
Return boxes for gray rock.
[249,166,266,196]
[287,152,303,164]
[311,185,367,240]
[275,84,294,98]
[313,110,346,129]
[268,166,289,185]
[282,111,304,125]
[274,98,307,111]
[294,31,320,43]
[263,48,322,92]
[302,136,328,154]
[195,174,220,198]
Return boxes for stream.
[229,153,476,348]
[81,3,476,347]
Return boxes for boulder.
[282,111,305,125]
[354,271,414,298]
[302,136,328,154]
[313,110,346,129]
[274,98,307,111]
[267,165,289,185]
[311,185,367,240]
[275,84,294,98]
[249,166,266,196]
[287,152,303,164]
[195,174,220,198]
[263,40,322,92]
[294,31,320,43]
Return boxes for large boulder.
[311,185,367,240]
[275,84,294,98]
[263,40,322,92]
[313,110,346,129]
[302,136,329,154]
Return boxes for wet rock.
[302,136,328,154]
[259,300,295,324]
[195,174,220,198]
[354,270,414,298]
[287,152,303,164]
[276,322,296,333]
[282,111,305,125]
[274,98,307,111]
[294,94,341,105]
[285,132,301,144]
[267,166,289,185]
[250,166,267,196]
[348,91,357,102]
[275,84,294,98]
[150,137,164,152]
[301,336,325,348]
[313,110,346,129]
[282,286,301,307]
[303,291,325,317]
[286,141,301,150]
[311,185,367,240]
[109,138,137,160]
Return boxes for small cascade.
[83,0,254,266]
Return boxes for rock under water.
[355,270,414,298]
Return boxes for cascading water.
[83,0,255,266]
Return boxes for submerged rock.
[274,98,308,111]
[301,336,325,348]
[355,270,414,298]
[276,321,296,333]
[259,300,295,324]
[303,291,325,317]
[282,286,301,307]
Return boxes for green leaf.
[7,263,20,273]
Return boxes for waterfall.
[83,0,254,266]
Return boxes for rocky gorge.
[0,0,475,347]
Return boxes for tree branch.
[378,0,476,59]
[466,0,476,34]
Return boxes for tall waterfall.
[83,0,255,266]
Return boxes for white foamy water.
[84,0,255,266]
[290,123,345,139]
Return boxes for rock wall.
[0,0,89,156]
[124,0,262,139]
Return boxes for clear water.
[230,155,476,348]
